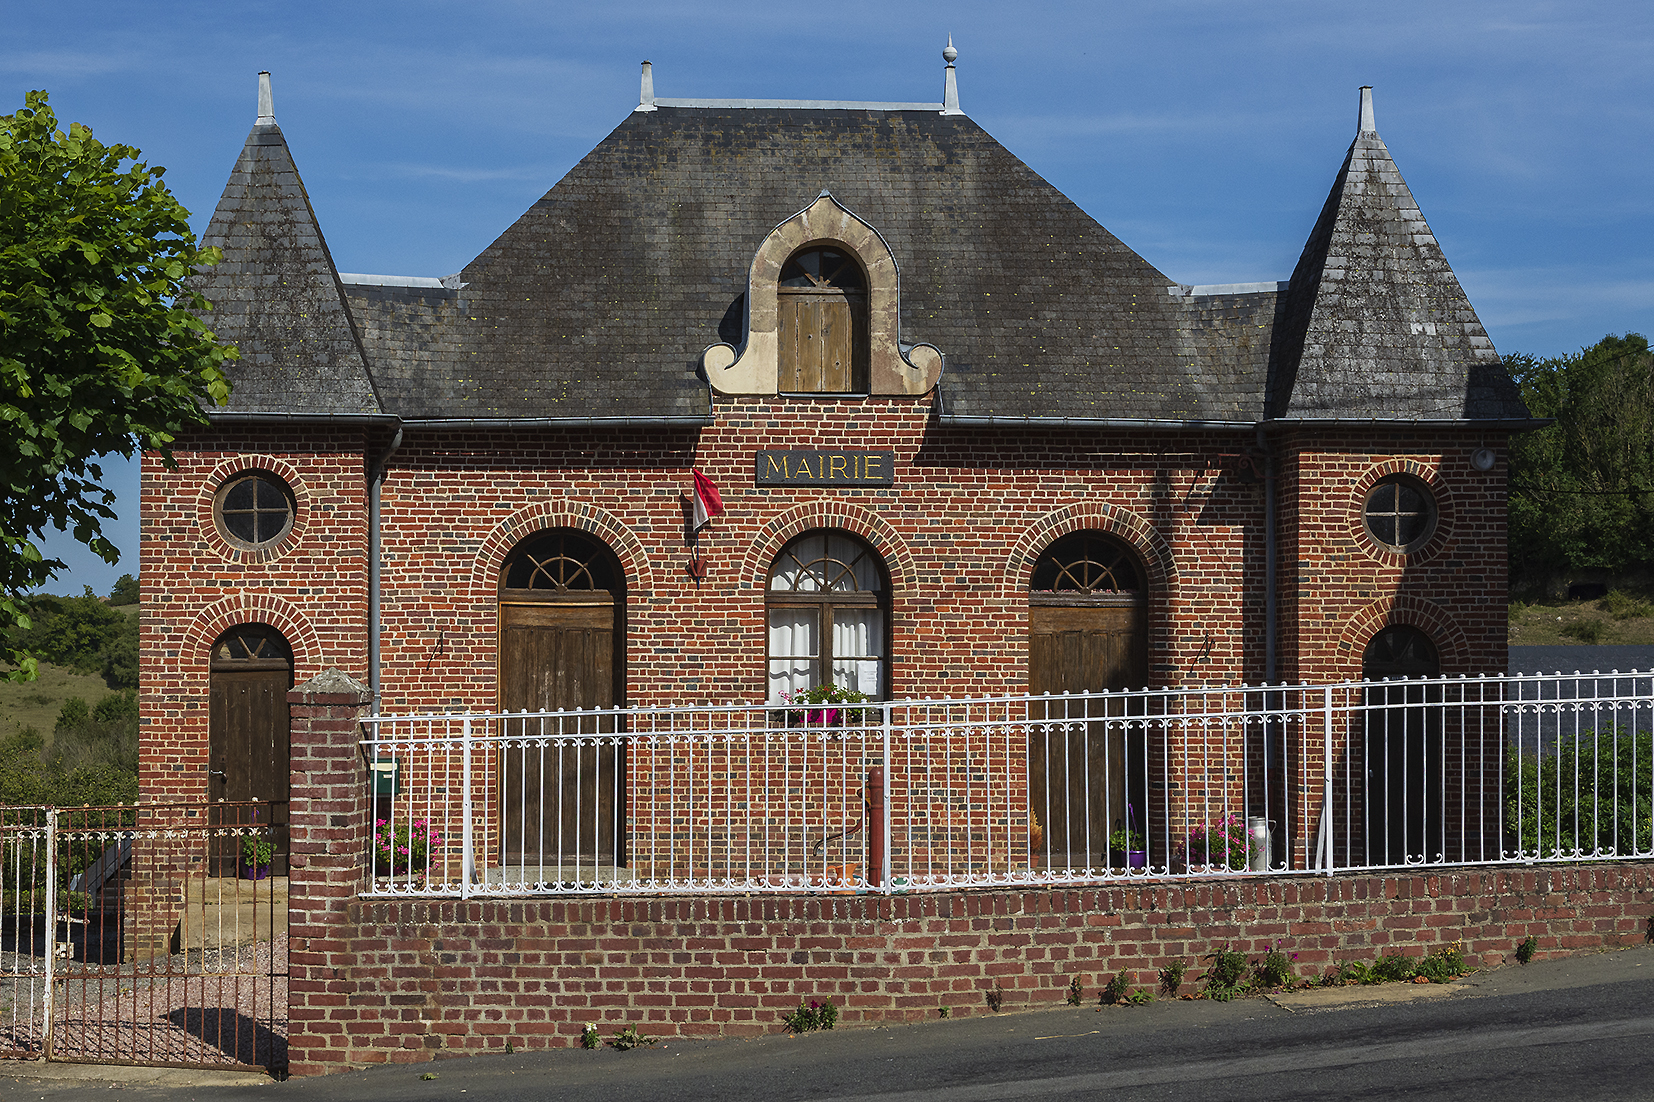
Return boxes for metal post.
[1322,685,1335,875]
[867,766,886,889]
[461,717,475,898]
[42,809,57,1059]
[880,702,893,891]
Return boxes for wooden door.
[1361,627,1441,865]
[207,625,292,874]
[779,292,868,392]
[499,601,621,866]
[1028,603,1146,867]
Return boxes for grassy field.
[1508,589,1654,646]
[0,660,122,737]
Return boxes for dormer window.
[778,245,870,394]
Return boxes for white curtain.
[767,607,818,702]
[831,608,883,695]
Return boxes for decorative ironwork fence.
[361,669,1653,898]
[0,802,286,1073]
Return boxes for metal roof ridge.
[652,98,947,111]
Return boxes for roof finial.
[1358,85,1376,137]
[942,36,961,115]
[257,71,275,126]
[637,60,657,112]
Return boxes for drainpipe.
[367,428,404,714]
[1257,425,1277,683]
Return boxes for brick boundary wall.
[283,680,1654,1076]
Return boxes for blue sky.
[6,0,1650,594]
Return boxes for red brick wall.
[1274,427,1510,682]
[140,429,371,804]
[287,865,1654,1075]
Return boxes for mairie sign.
[754,449,895,487]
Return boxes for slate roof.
[196,122,382,416]
[198,95,1528,427]
[1266,120,1528,421]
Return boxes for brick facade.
[139,410,1511,794]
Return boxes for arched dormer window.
[778,245,869,394]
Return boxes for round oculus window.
[213,472,295,549]
[1362,476,1436,553]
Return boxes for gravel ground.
[0,933,286,1070]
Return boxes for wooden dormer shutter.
[778,246,869,393]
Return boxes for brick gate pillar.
[285,669,373,1077]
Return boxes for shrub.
[1255,945,1295,989]
[1203,946,1250,1000]
[1371,953,1415,983]
[784,998,839,1033]
[1560,618,1609,643]
[1517,936,1537,964]
[1101,972,1131,1005]
[1159,959,1187,997]
[1603,590,1654,621]
[1506,725,1653,858]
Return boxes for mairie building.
[139,52,1534,871]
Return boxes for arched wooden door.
[1027,533,1148,867]
[1362,626,1441,865]
[498,529,625,869]
[207,624,292,873]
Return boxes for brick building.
[140,57,1533,871]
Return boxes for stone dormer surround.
[700,193,943,397]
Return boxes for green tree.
[1,90,233,679]
[107,572,137,605]
[1507,333,1654,588]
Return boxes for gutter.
[207,413,713,429]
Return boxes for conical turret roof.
[195,75,381,415]
[1268,88,1526,421]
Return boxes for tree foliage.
[2,586,137,688]
[1507,333,1654,588]
[1,90,233,678]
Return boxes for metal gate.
[0,802,287,1075]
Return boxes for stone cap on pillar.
[288,668,373,706]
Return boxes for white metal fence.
[360,669,1654,897]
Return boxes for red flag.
[691,469,724,533]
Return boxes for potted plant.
[241,827,274,880]
[778,684,875,729]
[375,816,443,881]
[1109,822,1147,870]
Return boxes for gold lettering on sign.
[753,449,895,487]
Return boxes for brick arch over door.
[181,595,324,682]
[1335,595,1471,678]
[998,502,1176,603]
[471,501,655,601]
[740,501,916,598]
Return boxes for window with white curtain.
[766,531,888,702]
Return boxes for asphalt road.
[9,947,1654,1101]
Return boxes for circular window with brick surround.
[1362,475,1436,554]
[213,472,296,550]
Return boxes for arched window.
[778,245,869,394]
[766,531,887,702]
